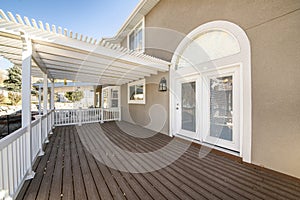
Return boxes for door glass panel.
[209,76,233,141]
[181,82,196,132]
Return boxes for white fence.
[54,108,120,126]
[0,110,54,200]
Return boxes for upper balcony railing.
[0,107,119,200]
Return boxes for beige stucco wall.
[121,72,169,135]
[146,0,300,178]
[120,0,300,178]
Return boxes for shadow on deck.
[17,122,300,200]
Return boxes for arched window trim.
[169,20,252,163]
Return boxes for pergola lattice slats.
[0,9,170,85]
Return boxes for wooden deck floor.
[17,122,300,200]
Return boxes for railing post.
[49,111,53,135]
[79,107,82,126]
[52,109,55,129]
[25,126,35,180]
[44,114,49,144]
[35,115,44,156]
[100,108,104,123]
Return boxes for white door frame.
[169,20,251,163]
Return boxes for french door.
[175,76,199,139]
[174,67,240,152]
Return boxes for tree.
[0,93,5,103]
[3,65,22,92]
[65,91,84,102]
[8,92,21,106]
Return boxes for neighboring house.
[104,0,300,178]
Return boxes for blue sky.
[0,0,140,69]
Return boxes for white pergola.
[0,9,170,128]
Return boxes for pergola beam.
[37,53,156,76]
[33,44,161,74]
[32,50,52,78]
[45,64,143,80]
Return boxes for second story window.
[128,20,144,51]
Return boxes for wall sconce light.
[158,77,167,92]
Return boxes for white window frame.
[101,86,120,109]
[127,18,145,52]
[128,79,146,104]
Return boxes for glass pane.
[136,29,143,50]
[135,84,144,100]
[129,85,135,100]
[209,76,233,141]
[181,82,196,132]
[177,30,240,70]
[111,99,118,107]
[103,89,108,108]
[129,32,135,50]
[111,89,118,99]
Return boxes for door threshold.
[174,133,241,162]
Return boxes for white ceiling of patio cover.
[0,10,170,85]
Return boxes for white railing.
[0,107,118,199]
[0,110,54,200]
[102,108,120,122]
[81,108,102,124]
[54,108,120,126]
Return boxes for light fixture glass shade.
[158,77,167,92]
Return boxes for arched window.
[176,29,240,70]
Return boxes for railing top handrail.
[0,126,27,150]
[102,107,119,110]
[55,109,81,111]
[55,108,103,112]
[31,118,40,127]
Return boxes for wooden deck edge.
[174,137,243,163]
[242,162,300,184]
[173,136,300,183]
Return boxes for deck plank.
[69,126,87,200]
[36,128,63,200]
[62,126,74,200]
[49,126,65,200]
[17,122,300,200]
[72,125,101,200]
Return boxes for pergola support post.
[38,85,42,115]
[43,73,49,143]
[49,80,55,133]
[20,32,35,180]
